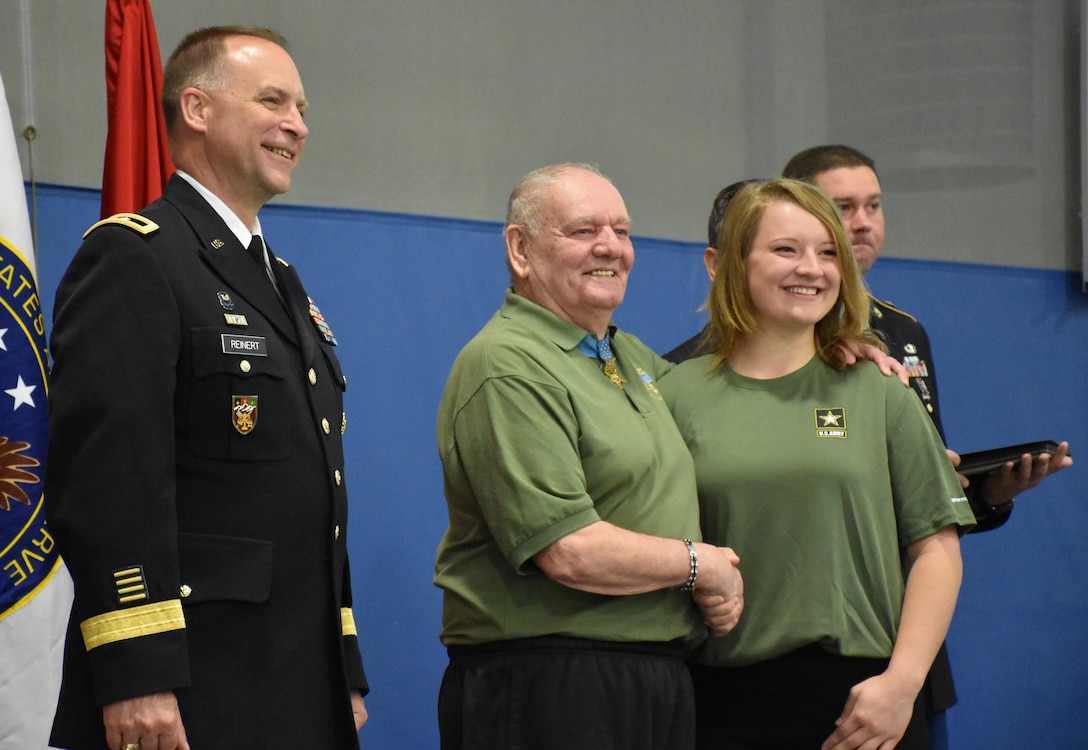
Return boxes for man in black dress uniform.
[46,27,368,750]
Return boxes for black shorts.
[440,636,695,750]
[690,644,930,750]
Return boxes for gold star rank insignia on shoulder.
[815,407,847,438]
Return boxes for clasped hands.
[691,543,744,636]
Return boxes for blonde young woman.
[660,179,976,750]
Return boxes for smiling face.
[506,168,634,337]
[190,35,309,224]
[811,166,884,274]
[744,201,841,336]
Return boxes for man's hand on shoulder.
[834,340,910,387]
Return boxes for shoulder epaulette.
[869,295,918,323]
[83,212,161,239]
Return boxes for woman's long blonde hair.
[705,178,882,369]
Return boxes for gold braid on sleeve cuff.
[80,600,186,651]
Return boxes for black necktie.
[247,235,279,292]
[246,234,266,267]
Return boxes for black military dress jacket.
[869,296,945,438]
[46,175,367,749]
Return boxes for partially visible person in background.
[664,179,759,364]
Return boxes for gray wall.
[0,0,1080,271]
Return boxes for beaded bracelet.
[680,539,698,592]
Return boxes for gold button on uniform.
[334,525,340,540]
[321,418,331,434]
[180,585,192,598]
[308,368,317,385]
[341,413,347,435]
[240,360,251,373]
[334,469,342,486]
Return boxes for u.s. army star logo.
[815,407,846,438]
[232,395,258,434]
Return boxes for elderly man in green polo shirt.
[433,163,744,750]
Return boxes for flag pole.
[21,125,37,267]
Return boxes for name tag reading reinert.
[221,334,268,356]
[221,334,266,436]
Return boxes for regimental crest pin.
[232,395,258,435]
[307,297,338,345]
[217,292,235,311]
[815,407,847,438]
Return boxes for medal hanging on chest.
[596,336,625,389]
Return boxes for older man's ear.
[505,224,531,281]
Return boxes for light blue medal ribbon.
[596,336,626,389]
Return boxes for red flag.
[101,0,174,219]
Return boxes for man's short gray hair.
[505,162,608,237]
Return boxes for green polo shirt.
[434,291,705,647]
